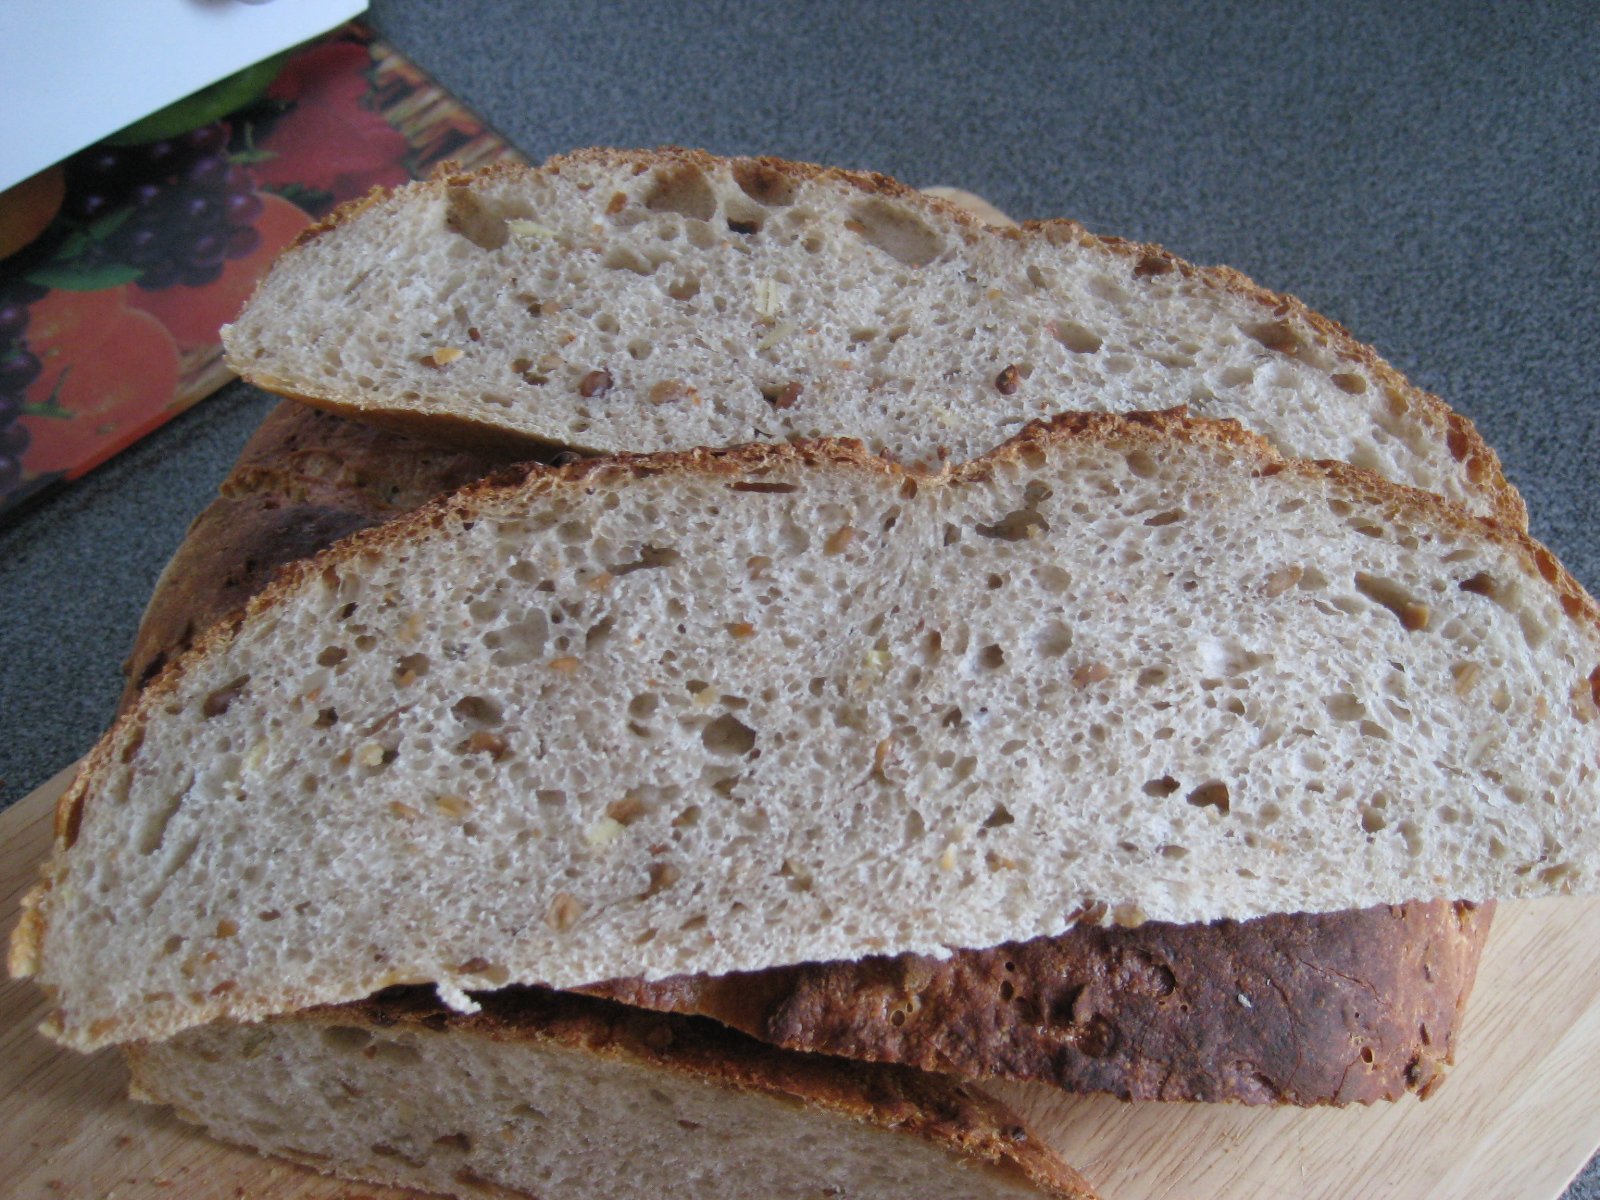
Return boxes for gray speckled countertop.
[1,0,1595,1192]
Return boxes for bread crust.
[238,146,1524,528]
[585,900,1493,1105]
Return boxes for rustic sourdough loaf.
[221,148,1522,525]
[119,399,1493,1105]
[126,987,1096,1200]
[14,410,1596,1051]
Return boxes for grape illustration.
[58,122,267,293]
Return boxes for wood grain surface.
[5,764,1600,1200]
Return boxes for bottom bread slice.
[125,986,1098,1200]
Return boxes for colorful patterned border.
[0,22,524,518]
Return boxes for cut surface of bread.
[120,402,520,709]
[222,147,1521,525]
[126,987,1095,1200]
[113,399,1496,1105]
[586,899,1493,1106]
[15,411,1599,1050]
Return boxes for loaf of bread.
[222,148,1522,525]
[126,986,1097,1200]
[117,399,1494,1106]
[16,409,1594,1050]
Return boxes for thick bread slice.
[222,147,1522,525]
[14,411,1599,1050]
[114,399,1495,1105]
[125,987,1096,1200]
[588,900,1493,1106]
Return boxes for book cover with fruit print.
[0,22,521,518]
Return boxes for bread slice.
[14,410,1599,1050]
[221,148,1522,525]
[115,400,1496,1105]
[126,987,1096,1200]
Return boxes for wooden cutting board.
[5,764,1600,1200]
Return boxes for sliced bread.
[126,987,1096,1200]
[14,411,1599,1050]
[118,399,1496,1105]
[221,148,1522,525]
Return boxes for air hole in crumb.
[975,509,1048,541]
[847,198,944,267]
[316,647,347,667]
[1355,573,1430,630]
[732,160,797,207]
[1244,319,1300,354]
[443,187,508,250]
[1050,320,1102,354]
[452,695,504,726]
[202,675,250,718]
[644,166,716,221]
[614,544,682,575]
[1186,781,1230,814]
[396,652,431,681]
[702,714,757,757]
[1035,621,1072,658]
[321,1025,373,1052]
[1325,693,1364,721]
[979,644,1006,670]
[602,247,655,276]
[1143,776,1180,797]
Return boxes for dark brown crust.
[239,146,1524,528]
[585,901,1493,1106]
[217,986,1100,1199]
